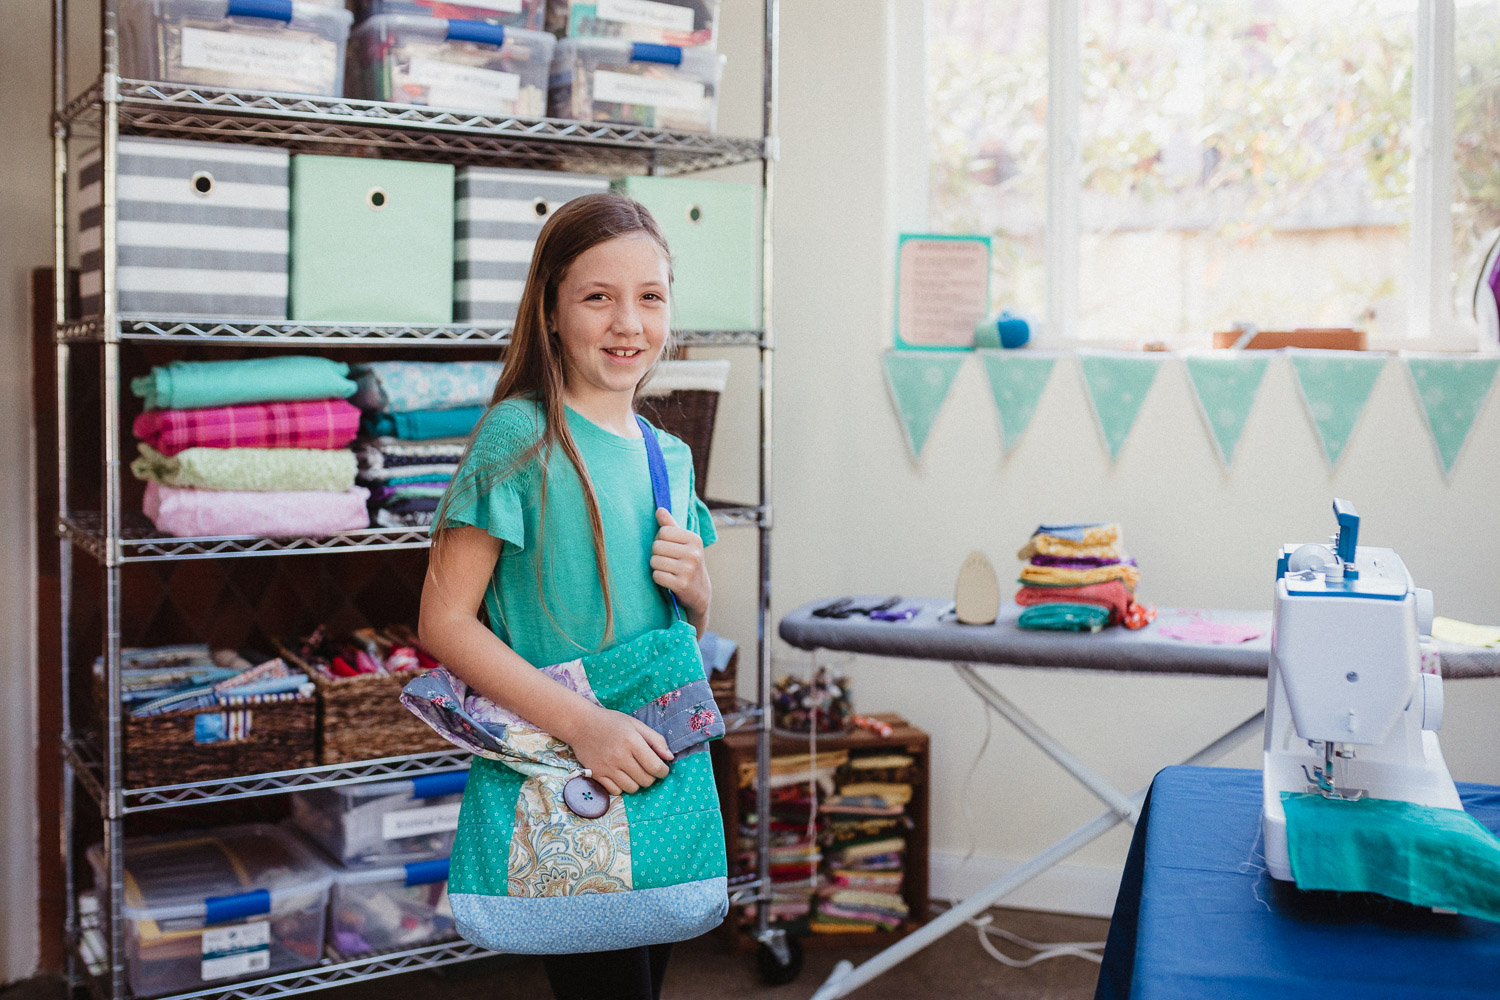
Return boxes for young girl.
[417,192,716,1000]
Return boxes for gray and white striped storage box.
[454,167,610,324]
[78,138,290,319]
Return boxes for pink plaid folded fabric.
[133,399,361,457]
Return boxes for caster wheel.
[756,933,804,986]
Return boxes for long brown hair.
[433,191,674,650]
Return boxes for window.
[925,0,1500,344]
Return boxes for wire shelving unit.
[51,1,785,997]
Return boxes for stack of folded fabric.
[351,361,503,527]
[1014,522,1155,631]
[130,356,367,538]
[736,750,848,928]
[106,644,314,719]
[287,624,438,680]
[812,754,914,934]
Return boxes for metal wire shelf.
[66,736,473,813]
[61,79,766,175]
[55,317,767,348]
[61,505,765,564]
[70,933,498,1000]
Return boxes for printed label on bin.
[201,921,270,982]
[180,27,335,93]
[593,71,704,112]
[409,58,521,113]
[382,801,463,840]
[597,0,695,32]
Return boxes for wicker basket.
[636,359,730,495]
[98,679,317,788]
[278,637,453,764]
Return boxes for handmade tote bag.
[401,416,729,953]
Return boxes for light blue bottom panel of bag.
[451,876,729,954]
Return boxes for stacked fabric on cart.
[736,750,847,927]
[130,357,366,537]
[351,361,503,527]
[811,754,914,934]
[1013,522,1155,631]
[103,644,313,719]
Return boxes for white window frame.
[899,0,1482,350]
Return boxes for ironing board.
[777,597,1500,1000]
[1096,765,1500,1000]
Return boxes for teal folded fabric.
[1284,791,1500,922]
[1016,602,1110,632]
[363,406,485,441]
[131,356,356,411]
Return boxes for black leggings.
[541,943,672,1000]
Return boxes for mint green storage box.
[613,176,758,331]
[290,156,455,323]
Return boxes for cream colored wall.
[711,0,1500,914]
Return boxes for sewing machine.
[1261,499,1458,881]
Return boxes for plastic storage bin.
[77,137,290,320]
[546,0,718,49]
[454,166,610,323]
[548,38,724,133]
[86,824,332,996]
[119,0,352,97]
[328,856,455,956]
[348,15,554,117]
[289,154,455,323]
[614,175,758,329]
[289,771,468,867]
[354,0,545,30]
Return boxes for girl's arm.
[418,525,673,796]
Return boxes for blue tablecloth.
[1095,766,1500,1000]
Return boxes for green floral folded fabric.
[1016,602,1111,632]
[130,443,357,493]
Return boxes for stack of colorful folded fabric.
[1014,522,1155,631]
[351,361,503,527]
[104,644,314,719]
[812,754,914,934]
[130,357,366,538]
[736,750,848,928]
[286,623,438,680]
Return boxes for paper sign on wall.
[894,234,990,350]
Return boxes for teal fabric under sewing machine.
[1284,791,1500,922]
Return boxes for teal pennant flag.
[1288,352,1386,468]
[883,351,966,461]
[1077,352,1166,461]
[1184,354,1270,467]
[1404,355,1499,480]
[978,351,1057,454]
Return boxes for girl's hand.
[650,508,711,623]
[566,705,673,795]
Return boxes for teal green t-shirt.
[437,397,717,669]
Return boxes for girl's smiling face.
[551,232,671,406]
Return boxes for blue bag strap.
[634,414,683,622]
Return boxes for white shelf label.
[410,58,521,112]
[593,71,704,112]
[597,0,695,32]
[201,921,270,982]
[180,27,333,92]
[382,801,463,840]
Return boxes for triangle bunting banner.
[1288,352,1386,468]
[1183,354,1271,468]
[882,351,966,461]
[979,351,1057,453]
[1403,355,1500,479]
[1077,352,1166,461]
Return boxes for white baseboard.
[927,850,1123,919]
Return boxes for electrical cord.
[930,901,1106,968]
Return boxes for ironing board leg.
[808,667,1265,1000]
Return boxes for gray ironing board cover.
[779,597,1500,680]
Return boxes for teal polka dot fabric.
[448,758,523,897]
[623,752,726,889]
[584,619,709,711]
